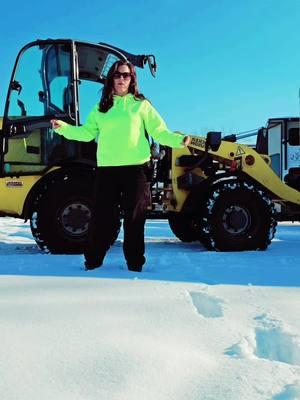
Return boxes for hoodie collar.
[113,93,134,101]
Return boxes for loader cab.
[256,117,300,190]
[0,39,156,176]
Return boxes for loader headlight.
[245,155,255,166]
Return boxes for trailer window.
[288,128,300,146]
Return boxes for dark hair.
[99,60,146,113]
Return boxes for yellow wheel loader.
[0,39,299,253]
[158,123,300,251]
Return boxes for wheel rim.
[222,205,251,234]
[59,202,91,237]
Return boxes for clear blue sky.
[1,0,300,135]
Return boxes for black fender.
[181,173,242,214]
[22,163,96,220]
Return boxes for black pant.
[84,165,149,268]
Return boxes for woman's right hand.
[50,119,62,130]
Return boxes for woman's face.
[113,64,132,96]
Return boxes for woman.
[51,60,190,272]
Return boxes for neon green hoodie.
[55,94,184,166]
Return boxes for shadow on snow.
[0,222,299,287]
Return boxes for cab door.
[0,39,157,176]
[1,40,77,175]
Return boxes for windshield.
[6,43,73,120]
[76,44,120,122]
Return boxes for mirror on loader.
[98,42,157,77]
[147,55,157,77]
[1,39,156,176]
[206,131,222,151]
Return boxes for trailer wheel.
[168,212,199,242]
[201,181,277,251]
[30,177,120,254]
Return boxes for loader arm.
[185,135,300,206]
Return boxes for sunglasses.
[113,71,132,80]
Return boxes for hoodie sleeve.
[54,104,100,142]
[142,100,184,148]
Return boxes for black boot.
[84,258,103,271]
[127,264,143,272]
[84,261,102,271]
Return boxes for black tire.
[201,181,277,251]
[168,212,199,242]
[30,176,120,254]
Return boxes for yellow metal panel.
[0,175,41,216]
[5,130,41,164]
[170,147,192,212]
[240,149,300,205]
[8,165,46,173]
[0,167,60,216]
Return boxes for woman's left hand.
[182,135,191,146]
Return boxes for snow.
[1,217,300,399]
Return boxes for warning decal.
[236,146,245,156]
